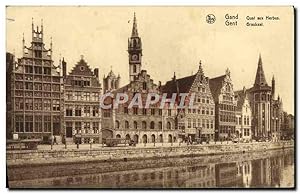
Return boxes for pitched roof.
[162,74,196,97]
[234,90,247,111]
[209,75,226,102]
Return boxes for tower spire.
[254,53,268,87]
[128,12,142,82]
[272,75,275,99]
[131,12,139,37]
[258,53,262,66]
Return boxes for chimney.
[62,57,67,77]
[173,72,176,81]
[94,68,99,78]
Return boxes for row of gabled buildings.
[6,14,287,144]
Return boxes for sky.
[6,6,294,114]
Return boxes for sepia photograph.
[5,6,295,189]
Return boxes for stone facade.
[8,21,64,141]
[162,63,215,142]
[235,87,252,141]
[247,55,283,141]
[63,56,102,144]
[101,13,177,144]
[248,55,272,139]
[209,69,237,141]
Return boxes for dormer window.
[80,66,85,71]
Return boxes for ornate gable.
[69,57,93,77]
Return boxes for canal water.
[8,148,294,188]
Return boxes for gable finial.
[226,68,230,76]
[198,59,204,75]
[80,55,84,60]
[41,19,43,32]
[31,17,34,32]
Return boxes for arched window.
[142,121,147,129]
[115,120,120,129]
[150,121,155,129]
[125,120,129,129]
[134,121,138,129]
[158,122,162,130]
[133,39,137,47]
[168,134,172,143]
[133,134,139,143]
[151,134,156,143]
[159,134,163,143]
[167,122,171,130]
[116,134,121,138]
[133,65,137,73]
[142,134,147,143]
[111,80,115,89]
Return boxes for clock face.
[131,54,138,61]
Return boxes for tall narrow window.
[143,82,147,90]
[44,115,51,132]
[150,121,155,129]
[125,121,129,129]
[115,121,120,129]
[133,65,137,73]
[167,122,171,129]
[34,115,43,132]
[142,121,147,129]
[134,121,138,129]
[93,122,99,133]
[15,115,24,132]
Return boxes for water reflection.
[8,149,294,188]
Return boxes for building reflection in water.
[9,150,294,188]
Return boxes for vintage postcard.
[6,6,295,189]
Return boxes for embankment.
[6,141,294,167]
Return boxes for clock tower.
[128,12,142,82]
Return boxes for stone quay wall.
[6,141,294,167]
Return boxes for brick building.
[63,56,102,144]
